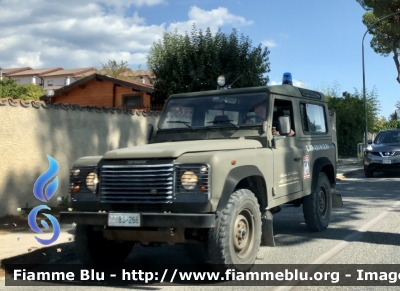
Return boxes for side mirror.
[278,116,291,135]
[262,120,269,134]
[367,139,372,145]
[147,124,154,143]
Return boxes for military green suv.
[61,79,342,271]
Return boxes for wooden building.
[40,73,155,110]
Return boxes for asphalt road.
[2,170,400,290]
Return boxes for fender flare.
[311,157,335,193]
[216,165,266,212]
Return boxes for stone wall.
[0,98,160,217]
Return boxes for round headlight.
[181,171,198,190]
[86,172,99,193]
[217,75,226,87]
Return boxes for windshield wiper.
[167,120,195,130]
[207,120,240,128]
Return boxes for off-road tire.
[302,173,332,232]
[364,167,374,178]
[208,189,261,271]
[75,224,133,265]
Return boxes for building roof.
[0,67,32,76]
[115,77,154,90]
[7,67,63,77]
[41,67,95,77]
[123,69,154,78]
[91,69,154,79]
[1,67,154,79]
[39,73,154,101]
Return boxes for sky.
[0,0,399,119]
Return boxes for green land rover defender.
[61,74,343,271]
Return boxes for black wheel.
[302,173,332,232]
[208,189,261,271]
[75,225,133,265]
[364,167,374,178]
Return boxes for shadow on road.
[271,170,400,248]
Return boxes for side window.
[300,103,327,134]
[272,99,295,136]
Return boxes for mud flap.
[260,210,275,247]
[332,193,343,208]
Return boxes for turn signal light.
[72,185,80,193]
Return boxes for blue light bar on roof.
[282,72,293,85]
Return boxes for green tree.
[389,110,398,120]
[357,0,400,83]
[363,87,381,131]
[383,119,400,129]
[376,116,389,129]
[0,78,44,100]
[392,99,400,120]
[17,84,45,100]
[325,85,380,157]
[375,109,400,130]
[385,99,400,121]
[0,78,19,98]
[97,60,132,79]
[147,25,271,100]
[396,99,400,109]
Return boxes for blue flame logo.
[33,155,59,202]
[28,205,61,245]
[29,155,61,245]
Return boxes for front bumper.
[364,155,400,171]
[60,212,216,228]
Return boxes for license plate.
[108,213,141,227]
[382,159,392,164]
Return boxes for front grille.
[100,164,174,203]
[379,151,400,157]
[371,151,400,157]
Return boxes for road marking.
[271,200,400,291]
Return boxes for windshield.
[374,131,400,144]
[158,92,269,130]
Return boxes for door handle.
[294,157,301,162]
